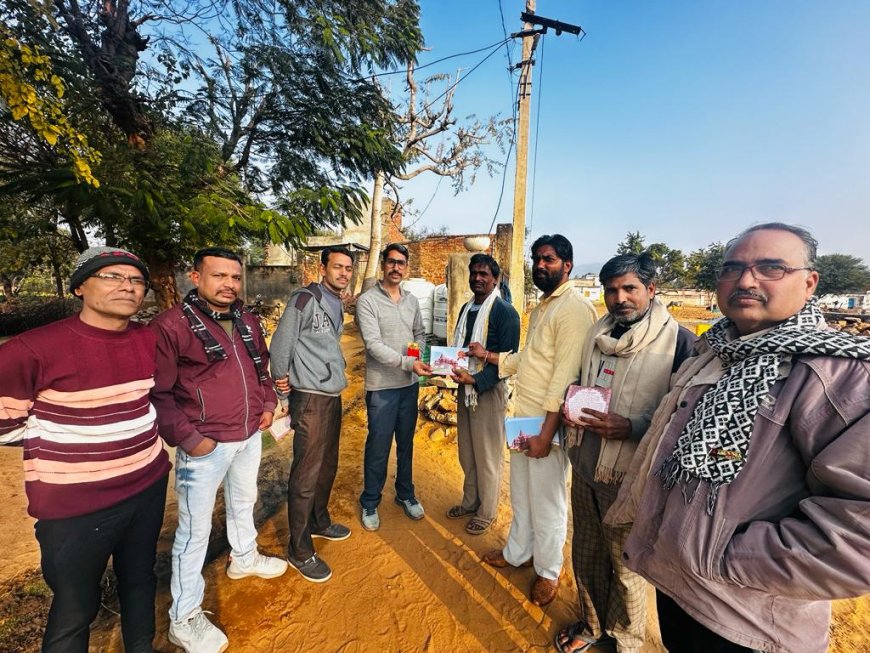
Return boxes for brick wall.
[401,224,513,285]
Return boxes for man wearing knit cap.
[1,246,171,653]
[150,247,285,653]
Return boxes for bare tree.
[361,63,509,287]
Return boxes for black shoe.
[311,523,351,541]
[288,554,332,583]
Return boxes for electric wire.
[485,74,521,238]
[364,37,511,79]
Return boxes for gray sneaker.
[361,507,380,531]
[311,523,351,541]
[289,554,332,583]
[168,609,228,653]
[395,496,425,520]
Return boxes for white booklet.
[269,415,294,441]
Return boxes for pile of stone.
[417,385,458,443]
[828,316,870,337]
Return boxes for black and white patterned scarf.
[181,289,268,382]
[659,298,870,514]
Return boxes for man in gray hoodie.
[356,243,432,531]
[270,245,355,583]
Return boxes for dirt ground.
[1,323,868,652]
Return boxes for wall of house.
[402,224,513,285]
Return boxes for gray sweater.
[356,281,425,391]
[270,283,348,396]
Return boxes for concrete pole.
[446,253,473,343]
[508,0,536,313]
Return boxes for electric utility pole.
[506,5,583,311]
[507,1,535,312]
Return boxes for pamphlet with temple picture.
[429,346,469,376]
[505,416,561,450]
[562,385,612,424]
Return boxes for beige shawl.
[566,298,678,485]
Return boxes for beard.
[533,269,562,293]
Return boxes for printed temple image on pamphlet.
[562,385,612,424]
[429,346,469,376]
[504,416,560,450]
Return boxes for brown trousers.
[286,391,342,560]
[456,382,508,522]
[571,472,647,653]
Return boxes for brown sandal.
[531,574,559,606]
[465,517,494,535]
[446,505,476,520]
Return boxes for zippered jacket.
[623,353,870,653]
[270,283,348,395]
[150,304,277,453]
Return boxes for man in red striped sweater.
[0,246,171,653]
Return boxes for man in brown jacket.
[608,223,870,653]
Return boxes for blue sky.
[394,1,870,272]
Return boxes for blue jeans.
[360,384,420,509]
[170,433,261,621]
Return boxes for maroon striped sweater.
[0,315,170,520]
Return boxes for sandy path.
[2,325,867,652]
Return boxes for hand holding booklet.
[562,385,612,424]
[429,346,469,376]
[505,416,561,450]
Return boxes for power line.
[167,38,511,102]
[365,37,510,79]
[486,74,521,238]
[497,0,518,124]
[419,39,511,114]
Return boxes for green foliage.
[815,254,870,296]
[684,243,725,291]
[616,231,645,255]
[0,297,79,336]
[1,0,425,306]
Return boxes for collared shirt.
[499,282,597,416]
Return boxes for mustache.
[728,289,767,304]
[614,303,636,311]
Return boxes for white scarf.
[452,288,500,408]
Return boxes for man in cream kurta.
[469,234,596,606]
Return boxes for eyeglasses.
[384,258,408,268]
[716,263,813,282]
[91,272,150,289]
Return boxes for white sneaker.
[168,610,228,653]
[226,551,288,580]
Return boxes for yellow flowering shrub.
[0,31,101,186]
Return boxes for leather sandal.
[465,517,494,535]
[531,574,559,606]
[554,621,596,653]
[481,549,533,568]
[446,505,476,520]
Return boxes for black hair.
[381,242,410,262]
[530,234,573,263]
[468,253,501,278]
[600,253,657,286]
[193,247,242,271]
[728,222,818,267]
[321,245,355,266]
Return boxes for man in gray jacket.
[607,223,870,653]
[356,243,432,531]
[271,245,355,582]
